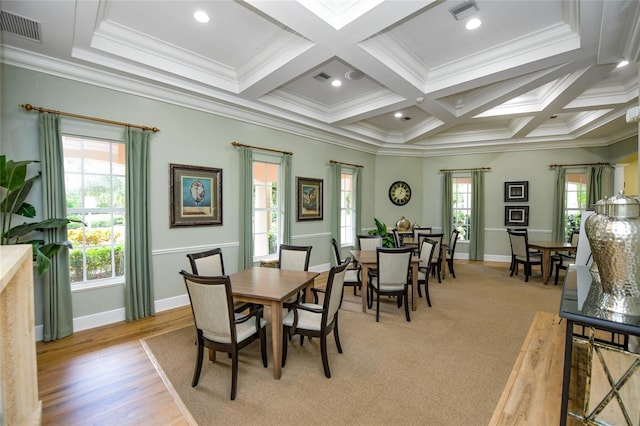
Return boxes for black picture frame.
[504,181,529,202]
[296,177,323,221]
[504,206,529,227]
[170,163,222,227]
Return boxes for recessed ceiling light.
[394,112,403,118]
[466,18,481,30]
[194,11,210,23]
[617,60,629,68]
[331,79,342,87]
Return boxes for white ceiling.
[1,0,639,156]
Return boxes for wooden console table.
[0,245,41,425]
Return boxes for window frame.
[252,155,282,261]
[339,170,356,247]
[62,134,126,290]
[564,172,587,242]
[452,174,472,242]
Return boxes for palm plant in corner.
[0,155,83,275]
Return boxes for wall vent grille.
[0,10,41,42]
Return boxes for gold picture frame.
[170,163,222,227]
[296,177,323,221]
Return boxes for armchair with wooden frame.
[417,237,437,307]
[507,229,542,282]
[282,258,351,378]
[179,271,268,400]
[366,247,413,322]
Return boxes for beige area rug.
[142,262,563,425]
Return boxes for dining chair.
[550,228,579,279]
[367,247,413,322]
[412,226,433,239]
[506,228,540,273]
[179,270,268,400]
[507,229,542,282]
[328,238,360,297]
[279,244,312,304]
[282,258,350,378]
[392,229,403,248]
[445,229,460,278]
[420,233,444,283]
[186,248,253,313]
[358,235,382,250]
[416,237,437,307]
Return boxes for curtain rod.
[20,103,159,132]
[548,162,611,168]
[330,160,363,168]
[439,167,491,172]
[231,141,292,155]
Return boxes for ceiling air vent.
[449,0,479,21]
[313,72,331,82]
[402,116,412,121]
[0,10,41,42]
[345,70,364,80]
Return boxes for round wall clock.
[389,180,411,206]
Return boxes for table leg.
[541,249,550,284]
[441,245,446,280]
[411,262,418,311]
[360,263,369,313]
[270,301,283,379]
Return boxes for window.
[452,175,471,241]
[340,172,355,246]
[253,160,280,260]
[63,136,125,286]
[565,173,587,241]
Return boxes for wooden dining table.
[349,249,421,313]
[527,241,577,284]
[229,267,319,379]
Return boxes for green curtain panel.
[469,170,485,260]
[354,167,362,238]
[587,165,605,208]
[124,128,155,321]
[331,163,342,249]
[38,113,74,341]
[441,171,452,242]
[282,154,292,245]
[552,167,567,242]
[238,147,253,271]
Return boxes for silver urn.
[584,191,640,315]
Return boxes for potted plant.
[368,218,395,248]
[0,155,82,275]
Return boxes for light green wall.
[0,63,636,328]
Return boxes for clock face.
[389,181,411,206]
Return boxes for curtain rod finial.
[21,103,33,111]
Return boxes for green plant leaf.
[35,249,52,276]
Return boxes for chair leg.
[404,291,411,322]
[448,259,456,278]
[192,339,204,387]
[375,290,380,322]
[320,335,331,378]
[554,264,561,285]
[230,351,238,400]
[417,280,423,298]
[333,317,343,354]
[282,326,289,368]
[425,276,432,307]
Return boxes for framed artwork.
[504,206,529,227]
[296,177,323,221]
[170,163,222,227]
[504,181,529,202]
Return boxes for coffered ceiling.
[1,0,639,155]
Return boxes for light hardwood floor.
[36,305,195,425]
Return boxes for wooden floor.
[36,305,195,425]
